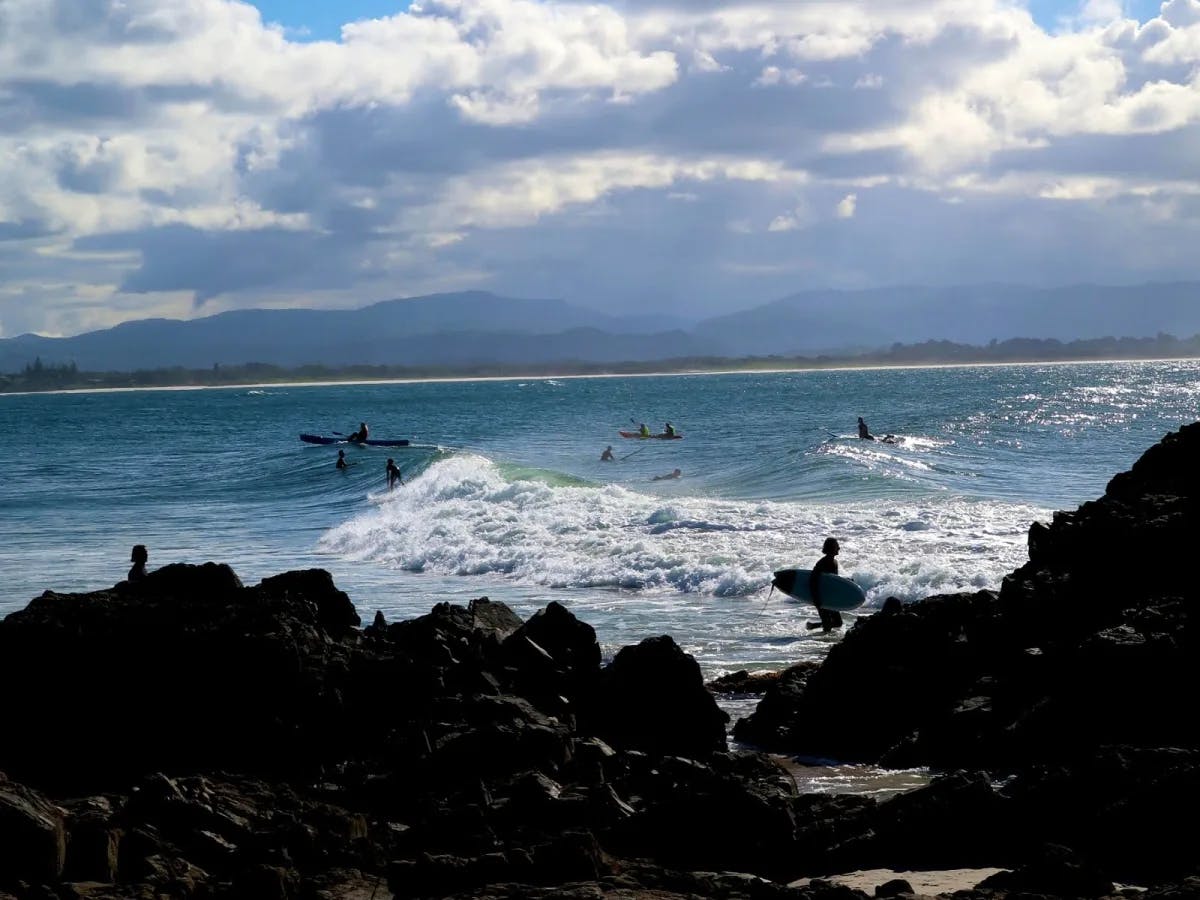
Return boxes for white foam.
[318,453,1046,605]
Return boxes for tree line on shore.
[4,331,1200,393]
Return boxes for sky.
[2,0,1200,338]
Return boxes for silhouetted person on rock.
[128,544,148,582]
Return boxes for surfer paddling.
[858,416,900,444]
[807,537,845,633]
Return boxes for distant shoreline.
[2,354,1199,397]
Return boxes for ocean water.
[3,362,1198,688]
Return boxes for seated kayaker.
[638,423,650,437]
[349,421,369,443]
[664,422,676,437]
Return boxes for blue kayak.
[300,433,410,447]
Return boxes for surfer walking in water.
[386,458,403,489]
[336,450,347,470]
[808,537,845,633]
[601,445,615,461]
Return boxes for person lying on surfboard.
[652,468,682,481]
[807,537,845,632]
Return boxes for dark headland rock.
[735,421,1200,883]
[1,424,1198,897]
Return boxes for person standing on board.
[601,446,615,461]
[336,450,347,470]
[128,545,149,582]
[857,417,874,440]
[807,537,845,633]
[349,422,370,443]
[386,458,403,489]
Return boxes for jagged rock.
[0,779,66,886]
[976,842,1113,897]
[582,635,728,758]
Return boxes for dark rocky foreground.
[1,425,1199,899]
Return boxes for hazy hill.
[692,283,1200,354]
[0,292,699,371]
[3,284,1199,373]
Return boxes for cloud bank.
[2,0,1200,336]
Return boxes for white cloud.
[754,65,806,86]
[2,0,1200,332]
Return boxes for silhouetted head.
[606,445,612,451]
[673,468,681,476]
[131,544,148,564]
[857,417,865,424]
[822,537,840,555]
[387,457,394,466]
[338,449,344,457]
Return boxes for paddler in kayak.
[664,422,677,437]
[638,423,650,437]
[349,422,369,443]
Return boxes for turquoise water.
[3,362,1198,679]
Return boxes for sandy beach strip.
[790,867,1006,895]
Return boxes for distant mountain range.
[4,284,1200,373]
